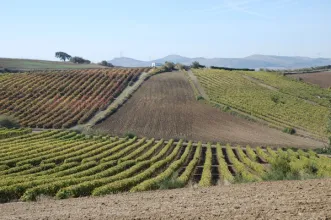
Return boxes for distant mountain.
[110,57,146,67]
[109,54,331,69]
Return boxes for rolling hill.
[0,58,105,70]
[109,54,331,69]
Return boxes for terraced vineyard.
[1,129,330,203]
[0,68,150,128]
[193,69,329,137]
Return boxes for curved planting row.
[0,128,32,139]
[193,69,329,136]
[1,130,331,203]
[0,68,150,128]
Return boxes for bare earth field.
[95,71,324,147]
[289,71,331,88]
[1,178,331,220]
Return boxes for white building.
[151,62,162,67]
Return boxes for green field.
[0,58,105,70]
[193,69,329,137]
[0,129,330,203]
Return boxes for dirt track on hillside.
[94,72,324,147]
[2,178,331,220]
[289,71,331,88]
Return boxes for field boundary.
[186,70,210,100]
[72,71,152,131]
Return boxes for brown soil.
[289,71,331,88]
[2,178,331,220]
[94,72,324,148]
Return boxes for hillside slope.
[0,68,148,128]
[193,69,329,138]
[94,71,324,147]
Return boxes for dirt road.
[94,71,324,147]
[1,178,331,220]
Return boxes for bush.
[99,61,114,67]
[175,63,189,71]
[222,105,231,112]
[271,94,280,103]
[211,66,255,71]
[158,172,183,189]
[163,62,175,71]
[70,57,91,64]
[314,146,331,155]
[125,132,136,139]
[196,95,204,101]
[283,127,296,135]
[0,115,20,128]
[191,61,205,69]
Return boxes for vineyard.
[193,69,329,137]
[0,68,150,128]
[1,129,331,203]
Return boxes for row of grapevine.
[1,130,331,203]
[193,69,328,136]
[0,128,32,139]
[0,68,150,128]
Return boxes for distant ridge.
[109,54,331,69]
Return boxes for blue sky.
[1,0,330,62]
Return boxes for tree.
[164,61,175,71]
[70,56,91,64]
[191,61,205,69]
[99,60,114,67]
[55,52,71,62]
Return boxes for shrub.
[158,172,183,189]
[314,146,331,155]
[283,127,296,135]
[222,105,231,112]
[164,62,175,71]
[0,115,20,128]
[125,132,136,139]
[210,66,255,71]
[271,94,280,103]
[175,63,189,71]
[196,95,204,101]
[70,56,91,64]
[191,61,205,69]
[99,61,114,67]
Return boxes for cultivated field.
[289,71,331,88]
[0,129,330,204]
[95,71,324,147]
[0,68,149,128]
[194,69,329,137]
[0,58,105,70]
[1,178,331,220]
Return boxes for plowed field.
[1,178,331,220]
[289,71,331,88]
[95,72,324,147]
